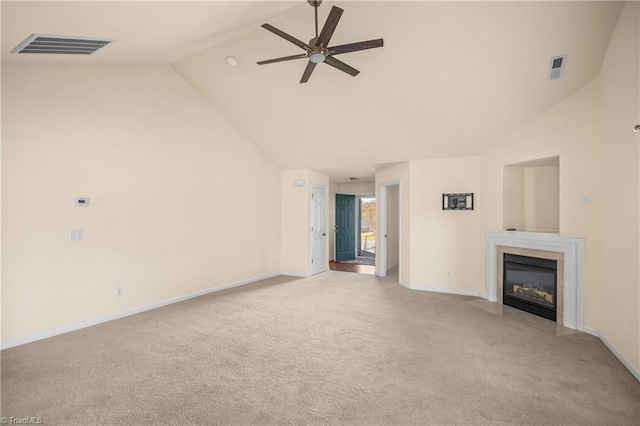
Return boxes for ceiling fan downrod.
[308,0,321,40]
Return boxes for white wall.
[1,64,281,344]
[598,0,639,371]
[409,156,483,294]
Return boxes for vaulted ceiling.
[2,1,623,182]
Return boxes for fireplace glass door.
[503,254,557,321]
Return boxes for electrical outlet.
[445,269,451,277]
[582,194,591,206]
[69,229,83,241]
[115,287,122,297]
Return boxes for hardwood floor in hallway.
[328,261,375,275]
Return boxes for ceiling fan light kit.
[257,0,384,83]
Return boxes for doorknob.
[323,233,326,236]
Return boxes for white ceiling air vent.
[548,55,567,80]
[11,34,112,55]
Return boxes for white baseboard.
[582,326,599,337]
[580,326,639,382]
[409,284,484,298]
[399,281,411,289]
[1,272,280,350]
[281,272,310,278]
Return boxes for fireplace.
[503,253,557,321]
[487,232,583,330]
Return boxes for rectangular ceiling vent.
[548,55,567,80]
[11,34,113,55]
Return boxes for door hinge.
[311,259,314,263]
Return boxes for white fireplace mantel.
[486,231,584,330]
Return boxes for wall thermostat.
[73,197,90,207]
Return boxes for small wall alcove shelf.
[442,193,474,210]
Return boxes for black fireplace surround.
[503,254,557,322]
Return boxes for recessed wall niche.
[503,156,559,233]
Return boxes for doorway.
[377,182,400,282]
[331,193,376,274]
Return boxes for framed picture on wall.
[442,193,474,210]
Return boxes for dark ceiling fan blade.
[300,61,317,83]
[323,56,360,77]
[328,38,384,55]
[316,6,343,47]
[261,23,312,50]
[257,53,308,65]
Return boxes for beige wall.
[503,166,525,230]
[386,185,400,270]
[1,64,282,344]
[280,169,329,276]
[524,165,560,232]
[409,157,483,293]
[375,162,410,283]
[503,162,560,233]
[280,169,311,276]
[481,78,602,330]
[337,181,375,195]
[598,0,639,370]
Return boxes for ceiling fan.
[257,0,383,83]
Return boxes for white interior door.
[311,185,326,275]
[377,185,387,277]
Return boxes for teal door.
[335,194,356,261]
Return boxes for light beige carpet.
[2,271,639,425]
